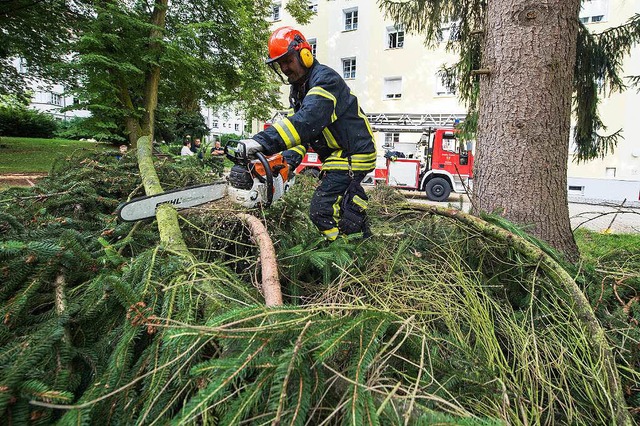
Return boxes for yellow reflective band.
[332,195,342,225]
[353,195,368,210]
[286,108,295,117]
[274,118,301,149]
[290,145,307,156]
[322,227,339,241]
[322,128,340,149]
[322,161,376,172]
[308,87,338,122]
[325,150,344,162]
[349,152,377,162]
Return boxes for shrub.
[0,106,58,138]
[54,116,96,140]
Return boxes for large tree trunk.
[140,0,167,140]
[473,0,580,261]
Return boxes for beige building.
[264,0,640,203]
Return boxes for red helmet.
[266,26,312,64]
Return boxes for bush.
[0,106,57,138]
[54,116,96,140]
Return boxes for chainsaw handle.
[224,140,248,165]
[255,151,273,207]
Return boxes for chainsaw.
[117,141,295,222]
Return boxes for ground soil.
[0,173,48,188]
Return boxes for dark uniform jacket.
[253,61,376,173]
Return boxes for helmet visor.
[266,49,293,65]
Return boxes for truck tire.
[425,177,451,202]
[301,168,320,179]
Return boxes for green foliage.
[378,2,640,161]
[65,0,281,144]
[0,0,86,97]
[0,106,58,138]
[0,155,638,424]
[54,117,100,141]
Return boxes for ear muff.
[299,48,314,68]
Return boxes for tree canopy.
[62,0,281,144]
[0,0,87,98]
[378,1,640,162]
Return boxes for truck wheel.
[301,168,320,179]
[425,177,451,202]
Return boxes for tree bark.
[236,213,283,307]
[473,0,580,261]
[140,0,167,140]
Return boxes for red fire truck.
[293,128,473,202]
[378,128,473,201]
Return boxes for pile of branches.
[0,152,638,425]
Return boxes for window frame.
[435,73,456,97]
[271,2,281,21]
[384,132,400,148]
[386,25,404,49]
[50,92,62,106]
[579,0,609,24]
[343,8,358,31]
[342,57,357,80]
[307,38,317,56]
[383,77,403,100]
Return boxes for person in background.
[240,26,375,241]
[211,141,225,156]
[181,139,194,156]
[116,144,128,160]
[192,138,203,159]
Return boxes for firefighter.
[242,26,376,240]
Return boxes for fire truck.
[290,113,473,202]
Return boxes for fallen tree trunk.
[236,213,283,307]
[405,202,631,425]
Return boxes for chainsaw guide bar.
[117,182,227,222]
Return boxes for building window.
[307,38,317,56]
[235,123,240,132]
[50,93,62,106]
[18,58,28,74]
[384,132,400,148]
[435,74,455,96]
[580,0,608,24]
[212,120,219,128]
[387,26,404,49]
[605,167,616,178]
[308,1,318,13]
[344,8,358,31]
[271,2,281,21]
[383,77,402,99]
[342,57,356,79]
[439,19,460,42]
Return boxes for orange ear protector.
[293,34,314,68]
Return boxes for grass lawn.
[0,136,116,173]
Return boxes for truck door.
[432,129,473,178]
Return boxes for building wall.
[13,59,90,121]
[269,0,640,202]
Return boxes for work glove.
[240,138,264,159]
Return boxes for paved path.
[401,192,640,234]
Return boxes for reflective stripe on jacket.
[254,62,376,172]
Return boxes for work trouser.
[309,171,370,240]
